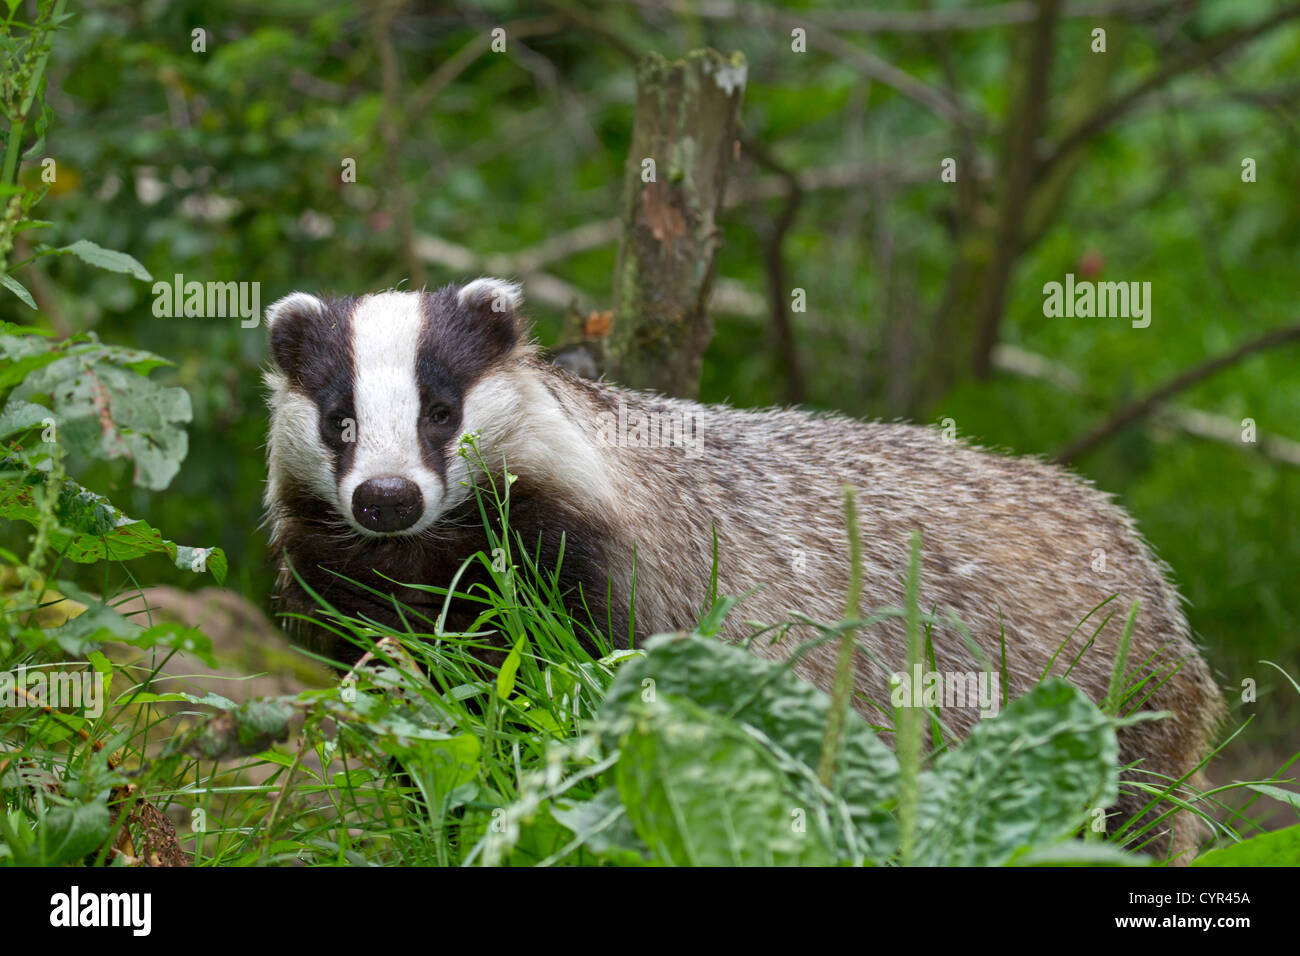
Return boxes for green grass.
[3,450,1298,867]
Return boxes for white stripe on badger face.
[264,367,340,521]
[338,292,444,537]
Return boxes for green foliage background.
[8,0,1297,766]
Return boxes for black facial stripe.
[414,354,462,477]
[271,296,358,485]
[415,285,520,473]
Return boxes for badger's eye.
[428,405,451,426]
[324,411,354,445]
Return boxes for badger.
[263,277,1224,859]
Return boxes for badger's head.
[263,278,531,538]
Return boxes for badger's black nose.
[352,477,423,533]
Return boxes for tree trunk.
[604,49,746,398]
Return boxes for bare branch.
[993,345,1300,467]
[407,16,565,116]
[745,138,805,404]
[972,0,1062,379]
[625,0,972,126]
[374,0,425,288]
[1053,323,1300,464]
[1036,4,1300,183]
[627,0,1165,33]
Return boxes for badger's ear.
[453,277,526,360]
[457,277,523,315]
[266,292,326,378]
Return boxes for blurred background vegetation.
[8,0,1298,779]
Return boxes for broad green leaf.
[602,631,899,862]
[551,787,650,864]
[42,801,112,865]
[616,694,835,865]
[379,733,481,811]
[5,327,185,487]
[50,240,152,282]
[0,273,36,309]
[21,359,190,489]
[1193,823,1300,867]
[0,348,61,390]
[0,462,227,583]
[913,679,1118,867]
[0,399,51,438]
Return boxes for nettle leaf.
[5,328,182,487]
[22,581,216,664]
[173,697,297,760]
[42,801,112,865]
[378,733,481,808]
[0,272,36,309]
[912,678,1119,867]
[21,358,190,489]
[118,690,237,709]
[601,632,899,862]
[615,694,836,866]
[0,398,52,438]
[47,240,152,282]
[1,330,159,372]
[0,462,227,583]
[0,333,62,389]
[1192,823,1300,867]
[551,787,650,864]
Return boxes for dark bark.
[604,49,746,398]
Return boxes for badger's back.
[560,368,1208,687]
[533,363,1223,854]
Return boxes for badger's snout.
[351,476,424,533]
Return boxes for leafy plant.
[6,428,1294,867]
[0,0,225,868]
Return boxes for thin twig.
[744,138,805,404]
[374,0,426,288]
[972,0,1061,380]
[1035,4,1300,183]
[406,16,566,116]
[1054,322,1300,464]
[625,0,1165,34]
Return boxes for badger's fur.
[264,278,1224,859]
